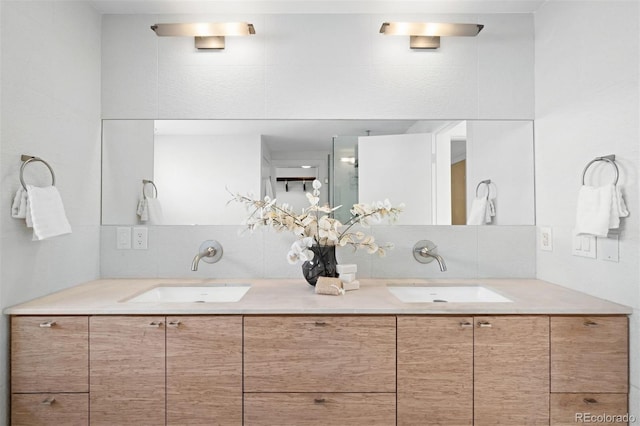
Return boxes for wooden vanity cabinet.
[166,316,242,425]
[550,316,628,425]
[244,315,396,426]
[244,393,396,426]
[397,316,473,426]
[474,316,550,426]
[398,315,550,426]
[90,315,243,426]
[89,316,165,426]
[11,316,89,426]
[244,315,396,392]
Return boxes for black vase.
[301,245,339,286]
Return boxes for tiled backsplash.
[100,225,536,279]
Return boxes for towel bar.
[581,155,619,185]
[19,155,56,190]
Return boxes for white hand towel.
[137,198,149,221]
[146,198,164,225]
[467,197,488,225]
[485,198,496,224]
[575,184,616,237]
[25,185,72,240]
[609,185,629,230]
[11,188,28,219]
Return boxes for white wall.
[0,1,102,423]
[466,120,535,225]
[154,134,261,225]
[359,133,433,225]
[535,0,640,416]
[102,120,155,224]
[102,13,534,120]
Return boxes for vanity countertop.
[3,278,632,315]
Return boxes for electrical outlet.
[116,227,131,250]
[539,227,553,251]
[133,227,148,250]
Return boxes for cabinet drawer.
[551,316,628,393]
[551,393,628,426]
[244,316,395,392]
[244,393,396,426]
[11,316,88,393]
[12,393,88,426]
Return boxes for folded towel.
[485,198,496,224]
[11,188,28,219]
[575,184,629,237]
[467,197,488,225]
[136,198,149,221]
[146,198,163,225]
[609,185,629,230]
[25,185,72,240]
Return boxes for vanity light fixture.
[150,22,255,50]
[379,22,484,49]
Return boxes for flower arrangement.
[230,180,404,265]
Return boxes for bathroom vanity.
[6,279,630,426]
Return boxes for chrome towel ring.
[582,155,619,185]
[475,179,492,199]
[20,155,55,190]
[142,179,158,199]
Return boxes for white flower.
[306,192,320,206]
[229,184,403,263]
[318,216,340,245]
[287,239,315,264]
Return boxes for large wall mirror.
[102,119,534,226]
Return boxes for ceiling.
[90,0,547,15]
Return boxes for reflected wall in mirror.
[102,119,534,226]
[333,120,535,225]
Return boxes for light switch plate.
[572,233,596,259]
[539,227,553,251]
[116,227,131,250]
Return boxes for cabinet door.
[551,316,628,393]
[397,316,473,426]
[244,316,396,392]
[551,393,628,426]
[12,393,88,426]
[474,316,549,426]
[166,316,242,425]
[11,316,88,393]
[244,393,396,426]
[89,316,165,426]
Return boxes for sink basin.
[124,284,251,303]
[387,285,512,303]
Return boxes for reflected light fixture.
[379,22,484,49]
[150,22,255,50]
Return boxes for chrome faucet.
[191,240,223,271]
[413,240,447,272]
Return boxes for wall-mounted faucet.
[413,240,447,272]
[191,240,223,271]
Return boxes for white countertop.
[3,278,632,315]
